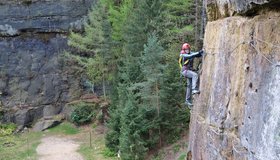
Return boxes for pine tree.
[137,33,165,147]
[68,0,113,98]
[105,0,196,157]
[68,1,105,54]
[108,0,134,42]
[119,91,147,160]
[161,0,195,46]
[123,0,164,57]
[105,103,121,152]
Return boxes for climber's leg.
[186,78,192,102]
[183,70,200,94]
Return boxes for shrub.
[70,102,96,125]
[0,123,17,136]
[101,148,116,157]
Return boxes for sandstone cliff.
[188,0,280,160]
[0,0,93,127]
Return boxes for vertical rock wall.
[188,0,280,160]
[0,0,93,126]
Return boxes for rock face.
[188,1,280,160]
[0,0,93,126]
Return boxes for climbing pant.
[181,70,198,101]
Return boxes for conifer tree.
[118,92,147,160]
[137,33,165,147]
[161,0,195,45]
[105,0,196,157]
[68,0,113,98]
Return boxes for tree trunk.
[92,82,95,94]
[102,74,106,100]
[156,80,162,148]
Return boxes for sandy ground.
[36,136,84,160]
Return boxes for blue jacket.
[179,50,203,71]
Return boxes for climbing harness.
[178,56,189,69]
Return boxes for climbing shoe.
[185,100,193,106]
[192,89,200,95]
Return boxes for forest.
[68,0,205,159]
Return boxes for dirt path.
[36,136,84,160]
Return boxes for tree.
[68,0,113,98]
[105,0,196,157]
[119,92,147,160]
[161,0,195,46]
[137,33,165,147]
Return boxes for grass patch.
[79,144,117,160]
[0,131,42,160]
[77,126,117,160]
[47,122,79,135]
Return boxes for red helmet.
[182,43,191,50]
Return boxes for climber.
[179,43,204,107]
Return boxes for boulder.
[14,106,43,126]
[33,120,60,132]
[33,115,64,131]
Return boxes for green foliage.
[123,0,164,58]
[142,33,165,82]
[105,86,122,152]
[48,123,79,135]
[86,55,106,84]
[107,0,134,41]
[68,0,114,97]
[71,103,96,125]
[118,93,147,160]
[66,0,198,158]
[68,1,105,54]
[102,148,117,157]
[0,123,17,137]
[104,0,195,158]
[158,43,190,144]
[161,0,195,45]
[177,153,187,160]
[172,144,181,153]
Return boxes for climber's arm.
[180,50,204,58]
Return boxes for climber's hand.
[199,50,204,55]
